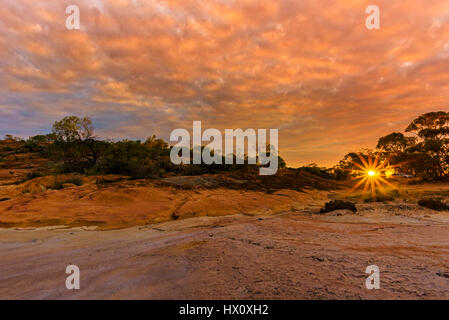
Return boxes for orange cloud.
[1,0,449,165]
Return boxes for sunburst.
[348,153,397,198]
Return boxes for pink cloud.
[1,0,449,165]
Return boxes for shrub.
[320,200,357,213]
[91,140,168,179]
[417,199,448,211]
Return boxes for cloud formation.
[1,0,449,165]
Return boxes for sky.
[1,0,449,166]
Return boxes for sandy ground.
[2,201,449,299]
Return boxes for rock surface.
[1,210,449,299]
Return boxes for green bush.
[91,140,169,179]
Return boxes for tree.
[3,134,23,141]
[144,135,168,149]
[376,132,415,154]
[21,134,56,153]
[405,111,449,178]
[376,132,416,175]
[28,134,56,143]
[405,111,449,141]
[52,116,94,142]
[332,150,386,180]
[94,140,168,178]
[50,116,100,170]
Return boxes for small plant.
[418,199,448,211]
[320,200,357,213]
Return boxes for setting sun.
[348,153,399,198]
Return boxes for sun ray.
[363,177,371,193]
[357,153,369,168]
[372,153,380,170]
[375,157,388,171]
[352,161,367,171]
[349,176,368,193]
[348,153,397,199]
